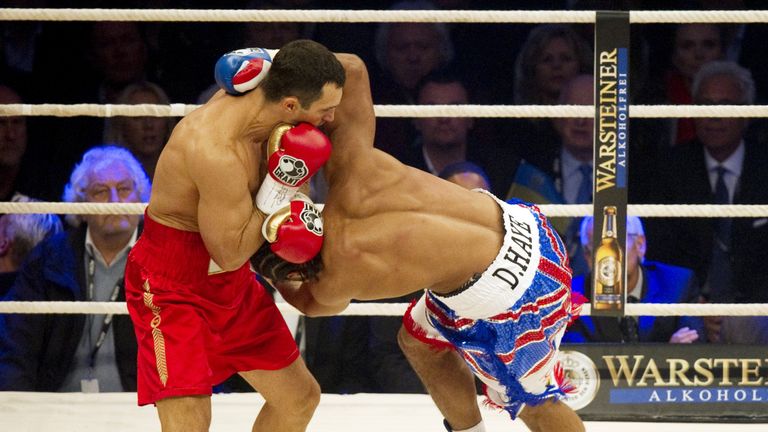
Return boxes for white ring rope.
[1,301,766,317]
[2,104,767,119]
[0,103,197,118]
[1,8,765,324]
[0,202,148,215]
[3,202,768,218]
[2,8,768,24]
[0,8,595,23]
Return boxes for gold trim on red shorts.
[142,279,168,387]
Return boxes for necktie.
[566,164,593,275]
[575,164,593,204]
[619,296,640,343]
[707,166,733,301]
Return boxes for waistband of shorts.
[135,211,213,273]
[142,211,207,245]
[431,192,542,318]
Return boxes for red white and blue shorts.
[404,191,580,418]
[125,213,299,406]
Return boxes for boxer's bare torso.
[302,58,504,312]
[145,90,274,271]
[145,74,342,272]
[320,150,503,300]
[149,93,265,230]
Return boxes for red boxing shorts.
[125,213,299,406]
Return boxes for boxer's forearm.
[276,281,348,317]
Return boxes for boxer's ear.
[281,97,300,113]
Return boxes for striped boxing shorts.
[404,191,581,418]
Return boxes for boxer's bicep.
[193,149,265,271]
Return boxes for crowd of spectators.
[2,0,768,395]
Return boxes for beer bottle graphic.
[593,206,622,309]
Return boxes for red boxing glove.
[255,122,332,214]
[261,194,324,264]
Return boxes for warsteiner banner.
[591,11,630,317]
[560,344,768,421]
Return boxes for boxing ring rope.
[1,198,767,317]
[2,300,768,317]
[0,8,764,322]
[3,201,768,218]
[4,103,768,119]
[1,200,768,319]
[2,8,768,24]
[2,8,768,430]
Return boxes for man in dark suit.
[506,74,594,277]
[0,146,147,391]
[564,216,704,344]
[398,69,519,199]
[645,60,768,343]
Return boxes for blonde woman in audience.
[513,24,592,106]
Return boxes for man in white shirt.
[0,146,150,391]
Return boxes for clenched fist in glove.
[215,47,278,95]
[262,193,324,264]
[255,122,332,214]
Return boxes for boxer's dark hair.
[262,39,346,108]
[251,241,323,283]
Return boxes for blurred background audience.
[645,60,768,343]
[1,0,768,399]
[0,145,149,392]
[506,74,595,277]
[564,215,705,344]
[0,195,63,297]
[103,81,176,179]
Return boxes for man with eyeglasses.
[563,215,704,344]
[0,145,150,392]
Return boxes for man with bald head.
[564,215,704,344]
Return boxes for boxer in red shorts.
[124,40,353,431]
[126,215,300,405]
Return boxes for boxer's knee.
[301,377,321,413]
[281,369,320,418]
[397,324,423,357]
[519,399,584,432]
[156,395,211,432]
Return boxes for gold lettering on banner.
[603,355,644,386]
[637,358,665,387]
[603,355,768,388]
[740,359,764,385]
[693,358,715,386]
[713,358,740,385]
[143,279,168,386]
[596,48,618,192]
[668,359,694,386]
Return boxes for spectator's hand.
[703,316,723,343]
[669,326,699,343]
